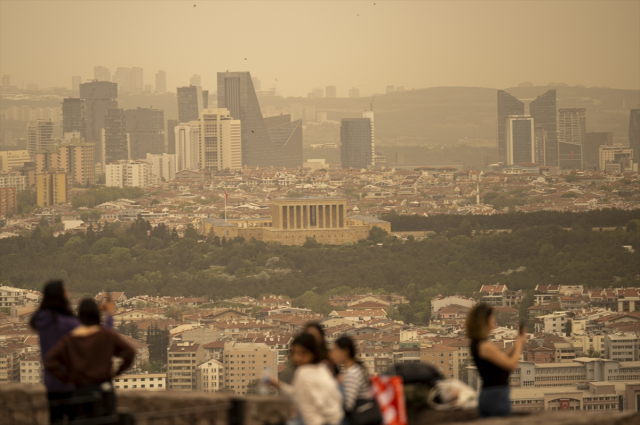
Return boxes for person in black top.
[466,303,526,418]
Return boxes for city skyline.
[1,1,639,96]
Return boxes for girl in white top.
[274,333,344,425]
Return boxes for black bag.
[348,398,383,425]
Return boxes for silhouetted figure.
[46,299,135,422]
[467,303,526,418]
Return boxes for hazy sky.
[1,0,638,96]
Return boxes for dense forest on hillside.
[0,211,639,324]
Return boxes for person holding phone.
[466,303,526,418]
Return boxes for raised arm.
[479,336,525,372]
[112,332,136,375]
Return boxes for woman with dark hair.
[272,333,343,425]
[29,280,80,423]
[466,303,525,418]
[304,321,340,376]
[331,336,381,425]
[45,299,135,422]
[30,282,116,424]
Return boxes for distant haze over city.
[1,1,639,95]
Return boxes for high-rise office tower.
[558,108,586,169]
[496,90,525,164]
[93,66,111,82]
[349,88,360,99]
[252,77,262,91]
[167,119,179,154]
[114,67,132,93]
[27,120,55,156]
[124,108,165,160]
[155,70,167,93]
[190,74,201,87]
[340,118,372,169]
[529,90,557,166]
[62,98,86,140]
[325,86,337,98]
[584,132,613,170]
[193,108,242,171]
[505,115,535,165]
[35,138,96,186]
[71,76,82,92]
[312,87,324,98]
[103,109,129,165]
[175,123,197,171]
[131,67,144,93]
[80,81,118,164]
[177,86,200,123]
[363,111,375,166]
[217,71,271,166]
[630,109,640,161]
[202,90,209,109]
[386,85,395,94]
[265,115,303,168]
[2,75,9,87]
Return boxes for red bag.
[371,376,407,425]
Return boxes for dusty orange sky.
[1,0,638,96]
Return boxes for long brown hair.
[466,303,494,341]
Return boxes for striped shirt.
[342,364,372,411]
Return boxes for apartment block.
[0,150,30,172]
[0,286,27,307]
[146,153,176,182]
[421,345,460,379]
[113,372,166,391]
[35,139,96,186]
[36,171,69,207]
[223,341,277,395]
[604,334,639,362]
[105,160,152,188]
[19,355,43,385]
[167,341,204,391]
[0,187,17,216]
[0,172,27,191]
[196,358,225,393]
[27,120,55,156]
[0,345,20,383]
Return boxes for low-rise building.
[113,372,166,391]
[196,358,224,393]
[421,345,460,379]
[223,341,277,395]
[604,333,639,362]
[19,354,43,385]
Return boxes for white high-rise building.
[190,74,201,87]
[146,153,176,182]
[175,123,198,171]
[194,108,242,171]
[505,115,535,165]
[105,160,152,188]
[363,110,375,166]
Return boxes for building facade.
[35,138,96,186]
[124,107,165,160]
[146,153,176,182]
[167,119,179,155]
[599,145,634,172]
[27,120,54,156]
[584,132,613,170]
[0,150,30,172]
[223,342,277,395]
[155,70,166,93]
[506,115,535,165]
[326,86,337,98]
[0,187,17,215]
[497,90,525,164]
[175,123,198,171]
[630,109,640,162]
[341,118,373,169]
[168,341,204,391]
[196,359,225,393]
[80,81,118,164]
[114,372,166,391]
[194,108,242,171]
[103,108,129,165]
[36,171,69,207]
[62,98,86,140]
[177,86,200,123]
[19,355,43,385]
[529,90,558,166]
[105,160,152,188]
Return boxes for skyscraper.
[124,108,165,160]
[62,98,86,139]
[349,88,360,99]
[177,86,200,123]
[131,67,144,93]
[27,120,54,156]
[529,90,557,166]
[505,115,535,165]
[202,90,209,109]
[190,74,201,87]
[265,115,303,168]
[103,109,129,165]
[558,108,586,169]
[194,108,242,171]
[252,77,262,91]
[341,118,372,169]
[155,70,167,93]
[114,67,132,93]
[93,66,111,82]
[217,71,271,166]
[71,76,82,92]
[167,119,179,154]
[584,132,613,170]
[80,81,118,164]
[325,86,337,98]
[363,110,375,166]
[497,90,525,164]
[630,109,640,161]
[175,123,197,171]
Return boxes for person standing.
[466,303,526,418]
[272,333,343,425]
[45,299,135,422]
[29,281,80,424]
[331,336,381,425]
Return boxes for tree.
[278,359,295,384]
[116,321,141,340]
[564,319,572,336]
[584,347,601,358]
[166,308,183,322]
[368,226,389,244]
[146,323,170,364]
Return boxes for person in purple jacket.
[29,280,114,424]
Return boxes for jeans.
[68,382,116,422]
[47,391,73,425]
[478,385,511,418]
